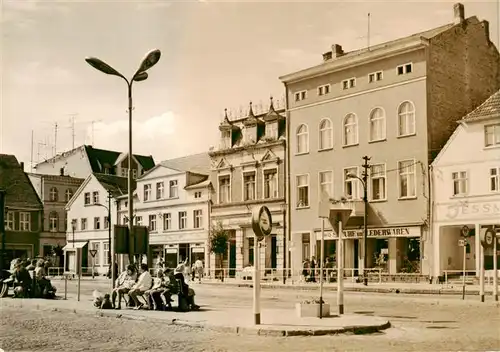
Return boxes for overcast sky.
[1,0,499,169]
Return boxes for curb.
[2,300,391,337]
[201,281,490,296]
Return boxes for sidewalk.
[1,295,390,337]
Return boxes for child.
[100,294,113,310]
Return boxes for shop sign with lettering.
[315,226,421,240]
[444,200,500,220]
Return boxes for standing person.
[302,258,310,283]
[310,256,316,283]
[111,265,137,309]
[194,259,204,283]
[128,263,153,310]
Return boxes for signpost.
[318,192,331,319]
[460,226,469,300]
[479,227,495,302]
[89,249,98,279]
[251,206,273,325]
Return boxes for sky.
[1,0,499,170]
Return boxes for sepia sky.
[1,0,499,168]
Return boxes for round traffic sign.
[251,206,273,241]
[461,225,470,237]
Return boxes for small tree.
[209,220,229,282]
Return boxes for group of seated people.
[109,262,199,312]
[9,258,56,299]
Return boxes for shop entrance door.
[271,236,277,269]
[353,240,359,276]
[229,240,236,277]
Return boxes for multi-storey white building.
[117,153,212,270]
[64,173,127,275]
[431,89,500,279]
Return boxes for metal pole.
[128,83,135,265]
[479,244,485,302]
[363,182,368,286]
[462,242,466,300]
[64,274,67,300]
[77,249,81,302]
[282,208,286,285]
[494,235,498,301]
[319,218,325,319]
[253,239,261,325]
[108,193,113,288]
[337,220,344,315]
[0,189,5,272]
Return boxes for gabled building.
[0,154,43,268]
[64,173,133,275]
[124,152,212,270]
[279,3,500,277]
[431,89,500,280]
[208,99,287,278]
[28,173,84,258]
[33,145,155,179]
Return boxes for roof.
[462,89,500,122]
[27,173,85,185]
[279,17,473,83]
[160,152,211,175]
[184,179,211,190]
[93,173,136,197]
[0,154,43,209]
[84,146,155,173]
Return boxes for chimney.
[20,162,24,171]
[482,20,490,42]
[322,51,333,61]
[60,167,65,176]
[453,3,464,24]
[332,44,344,58]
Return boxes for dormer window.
[265,122,278,140]
[244,126,256,144]
[221,130,231,149]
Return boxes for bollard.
[64,274,68,300]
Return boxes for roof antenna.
[367,12,371,50]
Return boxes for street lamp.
[94,192,114,287]
[347,173,369,286]
[280,203,287,285]
[85,49,161,265]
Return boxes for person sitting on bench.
[112,265,137,309]
[128,263,152,310]
[161,268,179,310]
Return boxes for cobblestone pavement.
[1,281,499,351]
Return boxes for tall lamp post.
[94,192,114,288]
[347,173,369,286]
[281,203,287,285]
[85,49,161,265]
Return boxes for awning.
[63,241,88,251]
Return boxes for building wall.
[34,146,91,178]
[4,209,42,259]
[427,18,500,160]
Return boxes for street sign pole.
[251,206,273,326]
[494,234,498,301]
[480,227,495,302]
[337,219,344,315]
[318,192,330,319]
[77,248,81,302]
[479,244,484,302]
[462,241,466,300]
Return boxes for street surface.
[1,279,499,351]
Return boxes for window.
[194,191,202,199]
[19,212,30,231]
[485,124,500,147]
[156,182,164,199]
[92,242,100,266]
[296,124,309,154]
[5,212,14,230]
[398,160,417,199]
[163,213,171,230]
[132,169,138,179]
[344,167,360,200]
[49,187,58,202]
[343,113,358,146]
[65,189,73,202]
[397,63,413,75]
[295,90,307,102]
[221,130,231,149]
[81,218,87,230]
[92,191,99,204]
[452,171,468,196]
[342,78,356,90]
[264,169,278,199]
[194,210,203,228]
[49,212,58,232]
[71,219,77,231]
[319,171,333,198]
[243,172,256,201]
[244,127,256,144]
[296,174,309,208]
[143,184,151,201]
[84,192,91,205]
[371,164,387,201]
[135,216,143,226]
[319,119,333,150]
[179,211,187,229]
[490,168,500,192]
[369,108,386,142]
[149,215,157,232]
[219,175,231,204]
[318,84,330,96]
[94,217,101,230]
[103,242,109,265]
[265,122,278,139]
[369,71,383,82]
[398,101,416,137]
[104,216,109,229]
[169,180,178,198]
